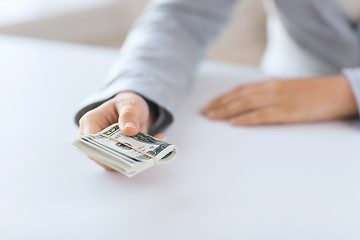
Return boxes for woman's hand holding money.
[78,91,166,170]
[202,75,358,126]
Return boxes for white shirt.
[261,0,360,78]
[336,0,360,22]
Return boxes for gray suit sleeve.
[343,68,360,120]
[74,0,236,134]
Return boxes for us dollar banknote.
[73,124,178,177]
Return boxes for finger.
[206,94,271,120]
[88,157,113,171]
[117,105,141,136]
[153,133,167,141]
[140,123,150,134]
[205,82,268,112]
[205,89,242,113]
[79,111,106,136]
[228,107,283,126]
[78,98,120,136]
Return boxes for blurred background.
[0,0,266,65]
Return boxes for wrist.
[332,75,358,118]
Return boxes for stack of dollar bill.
[73,123,178,177]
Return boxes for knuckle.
[264,80,282,99]
[120,107,136,119]
[235,85,245,92]
[242,82,266,94]
[228,102,239,111]
[79,116,86,125]
[240,98,251,107]
[116,95,147,110]
[114,91,136,100]
[240,85,254,94]
[80,111,95,124]
[220,104,237,116]
[117,99,136,109]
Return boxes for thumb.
[118,107,141,136]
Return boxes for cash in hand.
[73,123,178,177]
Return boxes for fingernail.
[124,122,137,129]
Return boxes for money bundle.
[73,124,178,177]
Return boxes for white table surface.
[0,0,116,26]
[1,35,359,240]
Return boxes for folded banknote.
[73,123,178,177]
